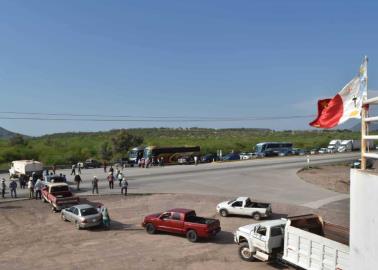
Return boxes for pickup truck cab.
[216,197,272,220]
[142,208,221,242]
[42,183,79,211]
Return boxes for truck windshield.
[51,186,69,192]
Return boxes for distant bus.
[143,146,200,164]
[254,142,293,157]
[128,147,145,166]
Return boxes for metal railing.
[361,98,378,169]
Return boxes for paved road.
[0,153,357,208]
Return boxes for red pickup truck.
[42,183,79,211]
[142,208,221,242]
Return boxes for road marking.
[301,194,349,209]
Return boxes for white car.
[216,197,272,220]
[318,148,328,154]
[240,153,256,160]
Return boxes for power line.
[0,111,315,122]
[0,115,314,122]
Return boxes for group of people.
[71,163,82,175]
[138,157,164,168]
[1,172,44,200]
[1,178,17,198]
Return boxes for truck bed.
[185,216,217,225]
[282,214,349,270]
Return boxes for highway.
[1,152,357,208]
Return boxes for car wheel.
[186,230,198,242]
[252,212,261,221]
[239,242,255,261]
[75,221,81,230]
[219,209,228,217]
[146,223,156,234]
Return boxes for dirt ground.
[297,165,351,193]
[0,194,349,270]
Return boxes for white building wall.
[350,169,378,269]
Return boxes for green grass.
[0,128,362,167]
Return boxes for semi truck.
[234,214,349,269]
[9,160,43,179]
[338,140,360,152]
[327,140,342,153]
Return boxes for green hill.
[0,127,360,169]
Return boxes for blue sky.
[1,0,377,136]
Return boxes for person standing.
[70,164,76,175]
[9,179,17,198]
[92,176,99,194]
[121,177,128,196]
[52,164,56,175]
[32,172,37,185]
[101,206,110,229]
[1,179,6,198]
[103,161,107,173]
[109,165,114,175]
[117,172,123,187]
[77,163,82,174]
[28,178,34,199]
[74,173,82,191]
[34,178,42,200]
[160,157,164,167]
[107,173,114,189]
[194,156,198,166]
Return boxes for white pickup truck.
[216,197,272,220]
[234,214,349,270]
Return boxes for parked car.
[277,149,292,157]
[351,158,374,169]
[291,148,305,156]
[178,156,194,165]
[318,148,328,154]
[240,152,256,160]
[42,183,80,211]
[84,159,101,169]
[222,153,240,161]
[216,197,272,220]
[310,149,318,155]
[201,154,219,163]
[61,204,102,230]
[142,208,221,242]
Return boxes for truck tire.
[146,223,156,234]
[186,230,198,242]
[252,212,261,221]
[219,209,228,217]
[239,242,255,261]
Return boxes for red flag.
[309,97,343,128]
